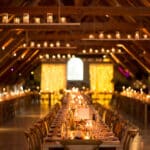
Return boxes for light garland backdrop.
[89,63,114,104]
[41,63,66,92]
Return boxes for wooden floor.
[0,99,50,150]
[0,98,150,150]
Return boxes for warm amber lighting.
[50,43,54,47]
[116,31,121,39]
[127,34,132,39]
[107,34,112,39]
[37,43,41,48]
[2,13,8,23]
[135,31,140,39]
[89,34,95,39]
[34,17,40,23]
[43,41,48,47]
[41,64,66,92]
[101,48,105,53]
[14,17,20,24]
[30,41,35,47]
[98,32,104,39]
[47,13,53,23]
[23,13,29,23]
[82,49,86,53]
[60,17,66,23]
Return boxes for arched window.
[67,58,83,81]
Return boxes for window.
[67,58,83,81]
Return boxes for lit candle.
[34,17,40,23]
[60,17,66,23]
[23,13,29,23]
[47,13,53,23]
[2,13,8,23]
[14,17,20,24]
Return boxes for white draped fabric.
[41,64,66,92]
[89,63,114,92]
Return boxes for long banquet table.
[42,91,121,150]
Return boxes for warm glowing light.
[31,71,34,75]
[45,54,49,59]
[101,48,105,53]
[23,13,29,23]
[143,34,148,39]
[50,43,54,47]
[52,55,56,59]
[56,41,60,47]
[116,31,121,39]
[30,41,35,47]
[66,43,70,47]
[2,13,8,23]
[37,43,41,48]
[47,13,53,23]
[2,46,5,50]
[118,49,122,53]
[111,48,115,53]
[67,54,71,58]
[106,49,110,53]
[60,17,66,23]
[67,57,83,81]
[89,48,93,53]
[95,49,99,53]
[23,43,27,47]
[89,34,95,39]
[98,32,104,39]
[39,55,43,59]
[135,31,140,39]
[82,49,86,53]
[14,17,20,24]
[62,55,66,59]
[107,34,112,39]
[13,53,17,56]
[43,41,48,47]
[57,54,61,58]
[127,34,132,39]
[34,17,40,23]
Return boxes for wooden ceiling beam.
[0,22,139,31]
[0,6,150,16]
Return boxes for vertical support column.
[144,103,147,129]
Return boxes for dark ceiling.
[0,0,150,85]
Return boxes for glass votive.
[23,13,29,23]
[60,17,66,23]
[34,17,40,23]
[47,13,53,23]
[2,13,8,23]
[14,17,20,24]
